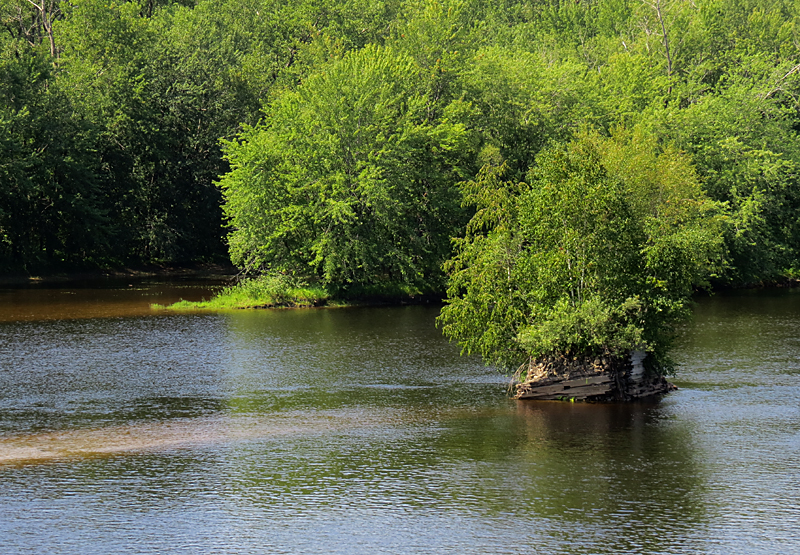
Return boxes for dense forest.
[3,0,800,369]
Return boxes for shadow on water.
[181,396,709,554]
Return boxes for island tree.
[438,129,725,376]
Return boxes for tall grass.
[153,274,330,311]
[153,273,444,312]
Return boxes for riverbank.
[707,273,800,291]
[152,274,444,311]
[151,270,800,314]
[0,262,238,287]
[155,275,331,310]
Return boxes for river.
[0,279,798,554]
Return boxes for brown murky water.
[0,276,228,322]
[0,280,798,554]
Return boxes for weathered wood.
[516,374,613,399]
[517,382,613,400]
[514,350,674,402]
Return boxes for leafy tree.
[51,0,405,265]
[0,35,107,270]
[55,0,180,261]
[438,129,724,374]
[219,44,475,292]
[654,55,800,282]
[391,0,479,110]
[458,45,586,177]
[2,0,799,291]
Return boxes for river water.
[0,280,798,554]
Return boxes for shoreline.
[0,262,238,287]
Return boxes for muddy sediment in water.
[514,351,675,402]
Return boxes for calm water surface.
[0,280,798,554]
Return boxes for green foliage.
[3,0,405,271]
[0,35,108,270]
[438,129,725,372]
[55,0,247,262]
[653,56,800,282]
[220,43,474,292]
[158,273,330,310]
[391,0,479,112]
[459,45,585,177]
[517,296,646,360]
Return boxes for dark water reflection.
[0,282,798,554]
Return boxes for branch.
[760,63,800,100]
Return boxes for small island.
[436,130,723,402]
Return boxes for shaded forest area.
[2,0,799,286]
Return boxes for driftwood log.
[514,351,675,402]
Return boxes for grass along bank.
[153,274,441,311]
[153,274,329,310]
